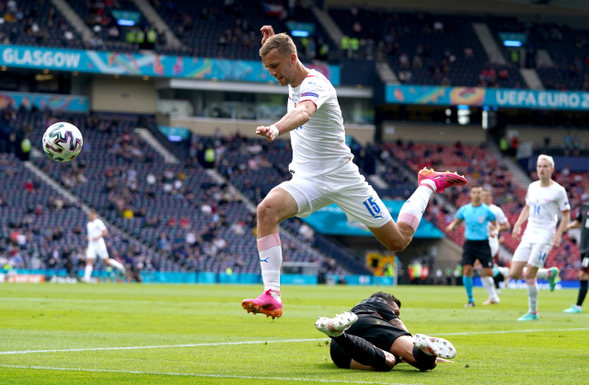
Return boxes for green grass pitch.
[0,283,587,384]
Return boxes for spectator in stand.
[464,47,474,59]
[433,20,444,33]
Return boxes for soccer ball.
[42,122,84,162]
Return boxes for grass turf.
[0,283,587,385]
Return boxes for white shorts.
[277,161,392,228]
[86,242,109,260]
[512,238,553,268]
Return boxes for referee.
[446,185,499,307]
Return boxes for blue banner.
[0,90,88,112]
[302,200,444,238]
[385,84,589,110]
[0,44,340,85]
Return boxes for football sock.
[536,268,550,279]
[527,278,539,313]
[577,280,588,307]
[108,259,126,273]
[398,184,434,231]
[496,266,510,277]
[412,346,437,371]
[481,276,499,300]
[258,233,282,298]
[84,264,93,281]
[463,275,474,302]
[332,333,391,372]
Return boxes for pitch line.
[1,327,588,356]
[0,365,421,385]
[434,327,589,336]
[0,338,326,355]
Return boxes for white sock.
[397,183,434,230]
[536,268,550,279]
[527,278,539,313]
[482,276,499,300]
[497,266,510,277]
[108,259,126,274]
[84,264,93,281]
[258,234,282,300]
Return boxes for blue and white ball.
[42,122,83,162]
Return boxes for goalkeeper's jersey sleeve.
[350,297,398,320]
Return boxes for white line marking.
[435,327,589,336]
[1,327,587,356]
[0,338,326,355]
[0,365,420,385]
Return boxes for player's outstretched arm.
[260,25,275,45]
[255,101,316,142]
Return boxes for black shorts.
[462,240,493,268]
[329,314,412,367]
[581,252,589,274]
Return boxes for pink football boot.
[242,289,283,319]
[418,168,467,193]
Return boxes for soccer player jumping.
[241,26,467,319]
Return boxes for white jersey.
[287,69,352,179]
[487,204,508,232]
[488,203,508,256]
[522,181,570,241]
[87,218,107,248]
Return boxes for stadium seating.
[13,111,345,276]
[372,140,579,280]
[0,0,84,50]
[68,0,154,52]
[0,152,162,274]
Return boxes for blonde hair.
[537,154,555,169]
[259,33,297,58]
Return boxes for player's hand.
[445,224,454,232]
[512,224,521,241]
[490,230,498,238]
[92,236,100,241]
[260,25,275,45]
[552,234,562,247]
[256,125,277,142]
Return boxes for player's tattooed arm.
[389,317,409,333]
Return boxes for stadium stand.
[328,7,525,87]
[370,140,580,280]
[0,0,83,49]
[0,151,164,275]
[6,111,347,276]
[68,0,156,52]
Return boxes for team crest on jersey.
[478,216,486,223]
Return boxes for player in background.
[83,210,126,282]
[482,188,511,297]
[563,203,589,313]
[446,186,499,307]
[315,292,456,372]
[511,154,570,321]
[241,26,467,319]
